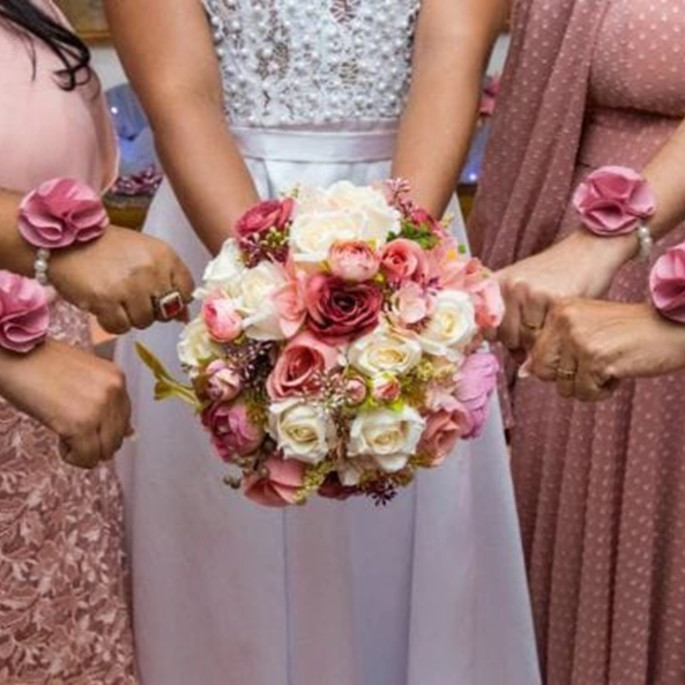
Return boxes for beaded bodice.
[204,0,421,127]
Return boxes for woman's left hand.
[495,229,636,352]
[527,298,685,402]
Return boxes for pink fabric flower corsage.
[650,243,685,324]
[0,271,50,353]
[18,178,109,249]
[573,166,656,236]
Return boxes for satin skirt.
[116,122,540,685]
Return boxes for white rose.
[177,316,221,375]
[229,261,287,341]
[269,399,337,465]
[197,239,246,297]
[348,325,423,377]
[325,181,401,244]
[348,406,426,473]
[416,291,478,360]
[289,210,365,265]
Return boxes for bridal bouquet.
[139,181,503,506]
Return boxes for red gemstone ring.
[152,290,186,322]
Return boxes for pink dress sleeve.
[0,0,117,193]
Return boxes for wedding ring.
[152,290,186,322]
[522,321,541,331]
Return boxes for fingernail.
[518,357,532,379]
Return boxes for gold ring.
[522,321,541,331]
[556,367,576,381]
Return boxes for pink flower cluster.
[0,271,50,353]
[19,178,109,249]
[573,166,656,236]
[153,181,503,507]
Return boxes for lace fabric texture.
[0,302,135,683]
[204,0,421,127]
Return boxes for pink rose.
[203,360,242,402]
[427,239,471,289]
[0,271,50,353]
[408,207,447,238]
[345,376,368,405]
[371,375,401,404]
[380,239,429,285]
[243,457,304,507]
[650,243,685,323]
[267,332,340,400]
[202,401,264,461]
[455,352,499,439]
[572,165,656,235]
[470,278,505,329]
[328,240,380,282]
[202,296,242,342]
[236,198,293,240]
[419,400,472,466]
[273,273,307,338]
[304,274,383,345]
[18,178,109,249]
[391,281,434,327]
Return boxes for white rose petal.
[230,261,287,341]
[269,399,337,465]
[337,455,378,487]
[348,406,426,473]
[325,181,401,243]
[197,239,246,298]
[289,211,365,265]
[349,325,423,377]
[416,291,478,360]
[177,316,221,376]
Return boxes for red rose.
[235,198,294,261]
[304,274,383,345]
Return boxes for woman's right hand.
[0,341,132,468]
[495,229,636,352]
[50,225,195,334]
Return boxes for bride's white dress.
[116,1,540,683]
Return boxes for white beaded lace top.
[203,0,421,128]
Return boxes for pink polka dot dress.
[473,1,685,683]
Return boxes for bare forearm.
[641,120,685,241]
[392,0,505,218]
[151,98,259,255]
[0,189,35,276]
[392,44,484,217]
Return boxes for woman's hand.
[0,341,133,468]
[527,298,685,402]
[50,225,194,334]
[496,229,636,351]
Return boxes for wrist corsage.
[573,165,656,259]
[0,271,49,353]
[649,242,685,324]
[18,178,109,285]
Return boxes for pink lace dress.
[475,1,685,683]
[0,4,135,682]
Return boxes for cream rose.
[269,399,337,465]
[226,261,288,340]
[289,211,365,265]
[177,316,222,375]
[325,181,401,243]
[198,239,246,297]
[416,291,478,360]
[348,325,422,377]
[290,182,401,265]
[348,406,426,473]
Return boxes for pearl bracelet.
[636,223,654,261]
